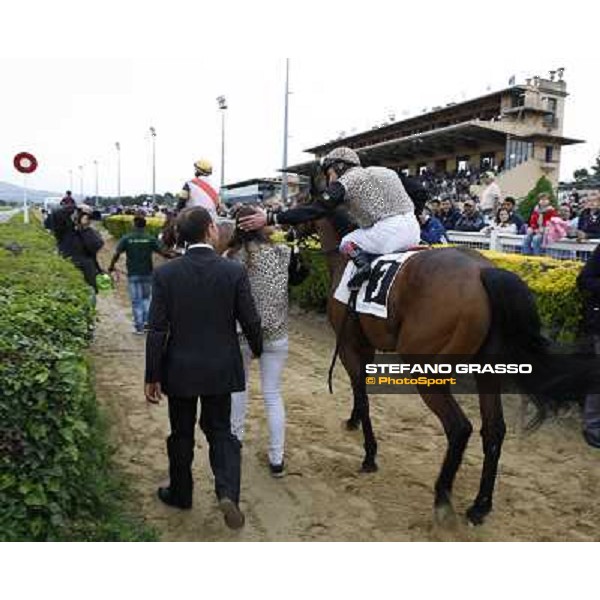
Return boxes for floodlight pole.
[115,142,121,203]
[217,96,228,190]
[281,58,290,203]
[23,175,29,224]
[150,127,156,203]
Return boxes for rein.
[327,289,357,394]
[290,204,359,395]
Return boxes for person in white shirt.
[480,172,502,222]
[483,207,518,235]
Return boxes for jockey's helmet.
[320,147,361,174]
[194,159,213,175]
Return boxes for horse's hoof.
[465,504,490,526]
[345,418,360,431]
[360,461,378,473]
[434,502,457,526]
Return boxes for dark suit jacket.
[145,246,263,396]
[578,244,600,334]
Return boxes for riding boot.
[347,247,373,291]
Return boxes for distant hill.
[0,181,61,204]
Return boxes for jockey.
[177,159,221,220]
[239,147,421,290]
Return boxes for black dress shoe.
[157,486,192,509]
[218,497,245,529]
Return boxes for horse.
[292,167,596,526]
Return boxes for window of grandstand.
[511,90,526,108]
[480,153,496,170]
[544,97,558,126]
[506,139,534,169]
[457,156,470,172]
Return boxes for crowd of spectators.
[416,166,503,203]
[417,178,600,255]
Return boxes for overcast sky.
[1,3,598,197]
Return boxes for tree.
[573,168,589,182]
[517,176,557,221]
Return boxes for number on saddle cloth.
[362,259,402,307]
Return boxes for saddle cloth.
[334,251,418,319]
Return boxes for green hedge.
[0,217,156,540]
[291,247,584,341]
[103,215,165,239]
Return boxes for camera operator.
[48,202,105,294]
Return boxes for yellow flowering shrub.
[103,215,166,239]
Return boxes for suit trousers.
[584,335,600,441]
[167,394,241,504]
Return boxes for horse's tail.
[479,267,596,423]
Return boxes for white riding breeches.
[340,213,421,255]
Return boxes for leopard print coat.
[235,242,291,343]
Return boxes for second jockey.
[177,158,222,221]
[240,147,421,290]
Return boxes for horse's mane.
[294,186,357,239]
[400,173,430,215]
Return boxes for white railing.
[446,230,599,262]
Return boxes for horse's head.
[309,162,328,199]
[289,188,319,242]
[286,163,356,254]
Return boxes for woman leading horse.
[240,147,597,526]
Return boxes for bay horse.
[294,169,595,526]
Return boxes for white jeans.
[340,213,421,255]
[231,336,288,465]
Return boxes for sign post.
[23,174,28,224]
[13,152,38,224]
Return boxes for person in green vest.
[108,213,173,334]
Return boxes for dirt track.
[93,240,600,541]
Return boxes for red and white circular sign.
[13,152,38,174]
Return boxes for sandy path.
[92,238,600,541]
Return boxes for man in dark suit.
[145,207,263,529]
[577,244,600,449]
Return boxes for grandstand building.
[290,70,583,199]
[221,175,301,206]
